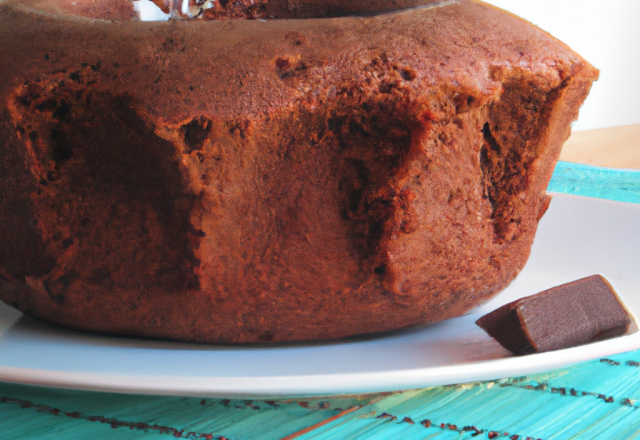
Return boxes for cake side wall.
[0,72,595,343]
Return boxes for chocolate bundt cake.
[0,0,598,343]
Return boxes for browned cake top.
[1,0,595,125]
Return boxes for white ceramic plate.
[0,194,639,398]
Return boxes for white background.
[484,0,640,131]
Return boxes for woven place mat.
[1,161,639,440]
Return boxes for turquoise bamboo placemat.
[1,161,639,440]
[549,162,640,204]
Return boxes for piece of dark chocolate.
[476,275,634,355]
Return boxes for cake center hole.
[134,0,454,22]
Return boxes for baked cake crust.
[0,0,598,342]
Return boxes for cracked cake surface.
[0,0,598,343]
